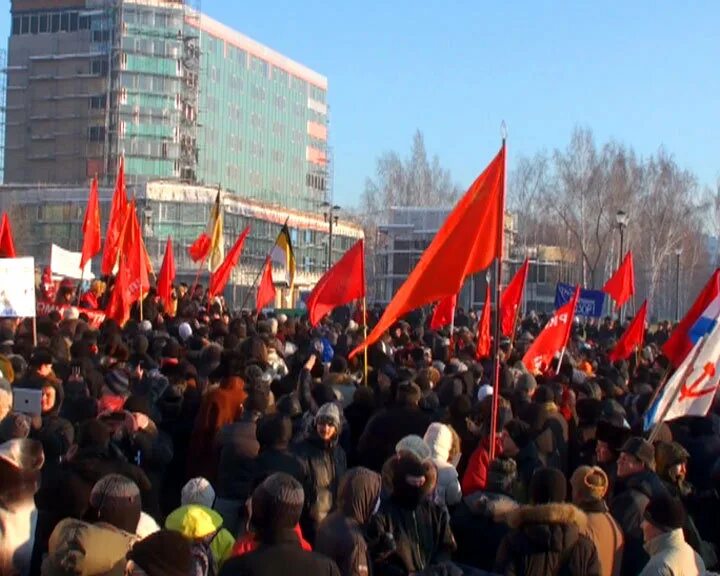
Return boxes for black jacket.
[216,414,261,500]
[495,503,601,576]
[218,529,340,576]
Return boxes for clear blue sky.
[2,2,717,209]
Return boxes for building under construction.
[2,0,359,307]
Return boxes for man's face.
[595,440,614,464]
[617,451,644,478]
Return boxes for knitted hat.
[644,495,687,532]
[181,477,216,509]
[104,368,131,397]
[395,435,431,461]
[316,402,341,430]
[423,423,454,463]
[570,465,609,503]
[530,467,567,504]
[128,529,192,576]
[487,457,518,495]
[89,474,142,533]
[178,322,193,342]
[621,437,655,470]
[476,384,494,403]
[655,441,690,478]
[251,472,305,535]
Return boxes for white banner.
[51,244,94,281]
[0,257,36,317]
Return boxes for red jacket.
[230,524,311,557]
[461,436,503,496]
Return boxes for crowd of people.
[1,284,719,576]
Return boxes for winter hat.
[516,371,537,396]
[251,472,305,535]
[124,395,153,419]
[655,441,690,478]
[178,322,193,342]
[621,437,655,470]
[533,385,556,404]
[487,457,518,495]
[576,398,603,425]
[104,368,131,397]
[181,477,216,509]
[530,467,567,504]
[476,384,494,403]
[503,419,532,450]
[276,393,302,419]
[596,419,632,453]
[257,413,293,449]
[128,529,193,576]
[316,402,341,431]
[423,422,454,463]
[139,319,153,333]
[396,381,422,406]
[644,495,687,532]
[76,419,111,451]
[89,474,142,533]
[395,435,432,461]
[570,465,609,503]
[391,454,437,509]
[0,412,31,442]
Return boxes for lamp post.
[675,247,682,322]
[322,202,340,271]
[615,210,629,323]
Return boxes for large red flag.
[603,251,635,308]
[307,239,365,327]
[350,145,505,358]
[188,232,211,262]
[157,237,175,307]
[119,200,151,304]
[80,176,101,270]
[105,255,132,326]
[208,227,250,298]
[501,258,529,336]
[476,283,492,358]
[522,286,580,373]
[609,300,648,362]
[0,213,16,258]
[101,157,128,276]
[256,257,276,310]
[663,269,720,367]
[430,294,457,331]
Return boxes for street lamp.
[322,202,340,271]
[615,210,629,322]
[675,247,682,322]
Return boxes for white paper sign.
[51,244,94,280]
[0,257,36,317]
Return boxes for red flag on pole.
[208,227,250,299]
[102,157,128,276]
[350,145,505,358]
[609,300,648,362]
[603,251,635,308]
[120,200,151,304]
[188,232,212,262]
[256,256,276,311]
[501,258,529,336]
[663,269,720,367]
[430,294,457,331]
[105,254,132,326]
[307,239,365,327]
[80,176,101,270]
[476,283,492,358]
[0,213,17,258]
[522,286,580,373]
[157,237,175,308]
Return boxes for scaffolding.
[0,49,6,184]
[179,0,201,183]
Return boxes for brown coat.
[578,500,624,576]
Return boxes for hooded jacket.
[423,423,462,507]
[495,503,601,576]
[638,528,706,576]
[315,467,382,576]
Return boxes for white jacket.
[639,529,706,576]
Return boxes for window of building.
[79,15,90,30]
[11,17,19,35]
[51,13,60,33]
[89,95,105,109]
[30,15,39,34]
[21,15,30,34]
[91,59,109,75]
[88,126,106,142]
[60,12,69,31]
[39,14,49,33]
[69,12,78,31]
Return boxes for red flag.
[307,239,366,327]
[603,251,635,308]
[0,213,16,258]
[119,200,150,304]
[208,227,250,298]
[522,286,580,373]
[80,176,101,270]
[350,145,505,358]
[101,157,128,276]
[430,294,457,331]
[157,237,175,308]
[501,259,529,336]
[609,300,648,362]
[663,269,720,367]
[188,232,212,262]
[105,255,132,326]
[256,257,276,311]
[476,284,492,358]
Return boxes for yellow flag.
[208,190,224,272]
[272,223,296,290]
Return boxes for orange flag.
[208,227,250,298]
[430,293,457,331]
[603,251,635,308]
[0,213,16,258]
[522,286,580,373]
[80,176,101,270]
[105,255,132,326]
[102,157,128,276]
[350,145,505,358]
[476,284,492,358]
[501,258,529,336]
[609,300,648,362]
[256,256,276,310]
[307,239,365,326]
[157,237,175,308]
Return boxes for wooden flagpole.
[363,297,368,386]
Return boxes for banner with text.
[554,282,606,318]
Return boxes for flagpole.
[239,218,288,312]
[190,251,208,300]
[362,296,368,386]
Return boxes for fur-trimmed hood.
[506,503,588,531]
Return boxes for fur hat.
[251,473,305,535]
[530,467,567,504]
[655,441,690,478]
[128,529,192,576]
[487,457,518,495]
[570,466,609,503]
[181,477,216,509]
[89,474,142,533]
[621,437,655,470]
[395,435,431,461]
[644,495,686,532]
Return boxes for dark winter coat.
[216,414,261,500]
[253,447,307,487]
[495,503,601,576]
[609,469,668,576]
[315,467,382,576]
